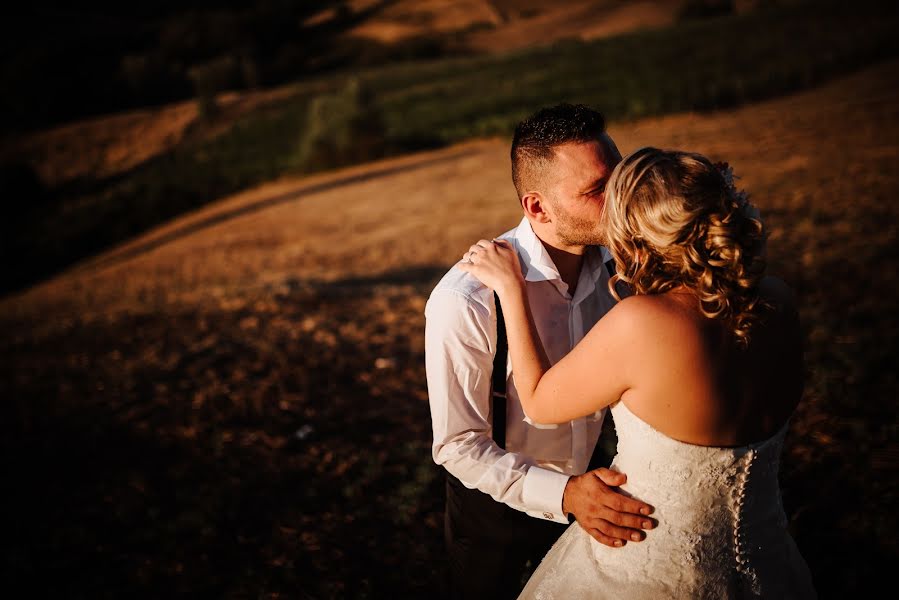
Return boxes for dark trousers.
[443,472,567,600]
[442,419,616,600]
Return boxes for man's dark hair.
[511,103,607,199]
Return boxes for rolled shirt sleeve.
[425,284,570,523]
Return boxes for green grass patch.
[363,0,897,141]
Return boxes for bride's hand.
[457,239,524,295]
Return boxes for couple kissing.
[425,103,817,600]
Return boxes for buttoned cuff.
[522,466,571,524]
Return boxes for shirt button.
[543,512,554,520]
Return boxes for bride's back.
[618,275,803,448]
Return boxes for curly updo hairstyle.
[601,147,768,348]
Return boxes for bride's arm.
[460,240,631,424]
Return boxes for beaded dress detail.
[518,401,817,600]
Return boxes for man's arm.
[425,285,571,523]
[456,243,658,546]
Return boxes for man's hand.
[562,467,655,548]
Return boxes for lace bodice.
[518,401,816,600]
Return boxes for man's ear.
[522,192,552,224]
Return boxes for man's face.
[542,137,621,247]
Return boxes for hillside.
[1,0,697,189]
[2,59,896,598]
[343,0,692,52]
[4,0,895,300]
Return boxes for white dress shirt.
[425,217,619,524]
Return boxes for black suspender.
[490,257,623,449]
[491,291,508,449]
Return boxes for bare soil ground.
[2,60,897,598]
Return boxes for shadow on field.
[3,266,453,599]
[2,236,896,600]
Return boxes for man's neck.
[542,241,586,295]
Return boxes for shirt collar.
[511,217,611,285]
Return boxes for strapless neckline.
[517,400,817,600]
[611,400,790,452]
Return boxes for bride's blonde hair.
[601,147,768,347]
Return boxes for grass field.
[4,0,897,295]
[2,57,897,598]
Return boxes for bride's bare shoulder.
[603,293,667,321]
[601,293,698,337]
[611,291,694,315]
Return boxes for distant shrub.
[296,78,386,171]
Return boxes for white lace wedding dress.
[518,401,817,599]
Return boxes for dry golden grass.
[466,0,685,53]
[344,0,506,43]
[2,59,896,598]
[5,60,895,323]
[343,0,687,52]
[0,1,685,190]
[0,86,297,187]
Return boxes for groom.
[425,104,654,600]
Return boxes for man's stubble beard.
[551,199,606,247]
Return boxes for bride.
[459,147,817,599]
